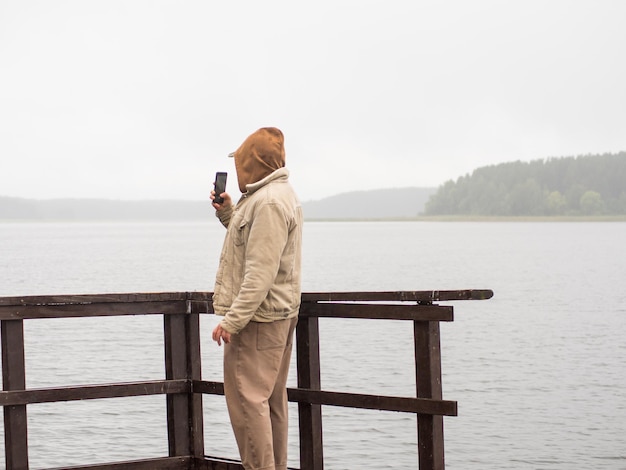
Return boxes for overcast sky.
[1,1,625,202]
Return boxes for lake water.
[1,221,625,469]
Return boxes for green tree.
[506,178,543,215]
[545,191,567,215]
[579,191,605,215]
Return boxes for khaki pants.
[224,317,298,470]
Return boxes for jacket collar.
[244,167,290,196]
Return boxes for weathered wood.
[192,380,224,395]
[0,289,493,308]
[162,308,205,458]
[414,320,445,470]
[302,289,493,303]
[188,300,212,314]
[191,380,456,416]
[299,302,453,321]
[0,292,190,307]
[0,300,187,320]
[287,388,457,416]
[296,316,324,470]
[0,290,493,469]
[1,319,29,470]
[197,457,244,470]
[164,314,193,457]
[186,308,205,458]
[43,455,268,470]
[0,380,188,406]
[45,455,192,469]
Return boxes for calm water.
[1,221,625,469]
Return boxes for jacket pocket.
[234,219,247,246]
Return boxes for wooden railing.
[0,289,493,470]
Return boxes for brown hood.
[232,127,286,193]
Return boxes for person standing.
[211,127,303,470]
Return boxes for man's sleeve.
[215,204,234,228]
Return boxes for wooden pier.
[0,289,492,470]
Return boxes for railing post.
[1,319,29,470]
[296,308,324,470]
[414,318,445,470]
[163,302,204,458]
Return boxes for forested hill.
[424,152,626,216]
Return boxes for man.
[211,127,303,470]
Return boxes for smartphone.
[214,172,227,204]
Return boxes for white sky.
[1,0,625,202]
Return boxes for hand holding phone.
[214,172,227,204]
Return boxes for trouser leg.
[223,317,297,470]
[270,317,297,470]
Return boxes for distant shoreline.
[3,193,626,222]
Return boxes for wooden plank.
[164,314,190,457]
[287,388,456,416]
[199,456,245,470]
[192,380,224,395]
[1,319,29,470]
[186,291,214,303]
[0,292,190,307]
[0,289,493,309]
[0,380,189,406]
[414,320,445,470]
[42,455,298,470]
[299,302,453,321]
[164,314,193,457]
[186,310,205,458]
[189,300,213,314]
[301,289,493,303]
[45,455,191,470]
[0,293,181,309]
[192,381,456,415]
[0,300,187,320]
[296,316,324,470]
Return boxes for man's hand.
[212,323,232,346]
[211,189,233,211]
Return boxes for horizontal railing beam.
[302,289,493,303]
[44,455,285,470]
[192,381,456,416]
[0,301,188,320]
[0,379,189,406]
[193,380,224,395]
[299,302,454,321]
[0,289,492,319]
[0,292,196,307]
[45,455,192,470]
[288,388,457,416]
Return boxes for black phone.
[214,172,227,204]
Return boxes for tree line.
[423,152,626,216]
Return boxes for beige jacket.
[213,167,303,334]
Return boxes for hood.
[232,127,286,193]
